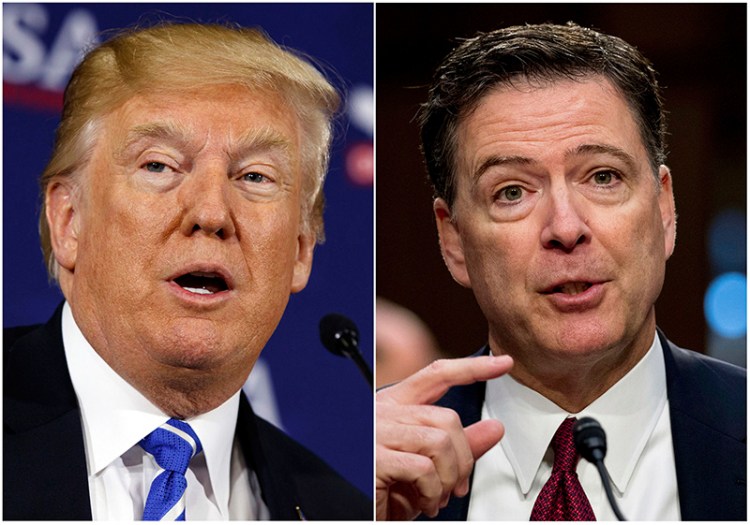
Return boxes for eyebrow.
[565,143,638,172]
[471,143,638,182]
[472,154,535,182]
[116,121,192,159]
[232,125,293,164]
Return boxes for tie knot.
[551,417,579,473]
[140,419,203,475]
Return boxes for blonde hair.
[40,22,340,279]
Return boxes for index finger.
[379,355,513,406]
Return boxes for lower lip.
[166,281,233,306]
[542,282,606,312]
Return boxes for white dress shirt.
[468,333,681,520]
[62,302,270,520]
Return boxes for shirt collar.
[62,302,240,515]
[485,332,667,495]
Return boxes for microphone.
[574,417,627,521]
[319,313,373,388]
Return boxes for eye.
[242,172,270,184]
[592,170,618,185]
[497,185,524,202]
[144,161,168,173]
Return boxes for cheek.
[618,203,666,258]
[598,205,667,297]
[78,193,171,280]
[238,207,301,272]
[463,224,531,293]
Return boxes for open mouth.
[549,282,592,296]
[173,272,229,295]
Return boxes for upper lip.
[167,263,235,291]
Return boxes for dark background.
[4,3,373,495]
[377,3,746,362]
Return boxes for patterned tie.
[140,419,203,521]
[530,417,596,521]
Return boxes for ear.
[657,165,677,260]
[434,198,472,288]
[290,230,315,293]
[45,180,80,272]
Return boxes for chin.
[542,321,626,359]
[150,320,242,370]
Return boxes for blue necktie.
[140,419,203,521]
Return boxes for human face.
[435,77,675,371]
[48,84,314,405]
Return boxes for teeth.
[560,282,590,295]
[174,272,228,294]
[183,286,214,295]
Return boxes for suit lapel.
[3,304,92,520]
[236,391,373,520]
[661,331,747,520]
[235,394,305,520]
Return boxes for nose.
[179,167,236,240]
[540,185,590,252]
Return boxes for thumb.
[464,419,504,460]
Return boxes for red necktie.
[530,417,596,521]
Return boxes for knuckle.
[425,358,450,377]
[414,425,446,450]
[458,455,475,476]
[437,407,462,428]
[410,454,437,480]
[432,430,453,454]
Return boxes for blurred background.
[376,3,746,371]
[3,3,373,495]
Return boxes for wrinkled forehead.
[113,84,300,142]
[452,75,647,167]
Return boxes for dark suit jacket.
[4,305,372,520]
[421,331,746,521]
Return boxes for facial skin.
[435,76,676,411]
[46,84,315,419]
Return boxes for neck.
[490,321,656,413]
[122,365,243,419]
[65,293,249,420]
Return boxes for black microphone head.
[319,313,359,357]
[574,416,607,464]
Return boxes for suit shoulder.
[668,341,745,392]
[4,322,45,388]
[664,337,746,441]
[4,304,64,363]
[4,323,42,350]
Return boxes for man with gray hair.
[5,22,371,520]
[376,22,745,521]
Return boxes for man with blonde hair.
[5,22,371,520]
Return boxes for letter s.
[3,3,48,84]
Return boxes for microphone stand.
[574,417,627,521]
[343,346,373,388]
[593,457,626,521]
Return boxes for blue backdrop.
[3,3,373,496]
